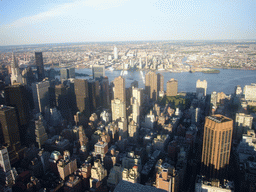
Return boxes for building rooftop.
[207,114,232,123]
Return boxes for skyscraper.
[114,46,118,60]
[60,68,75,81]
[244,83,256,101]
[10,52,22,85]
[0,106,25,164]
[130,87,142,124]
[145,71,158,101]
[113,76,126,103]
[74,79,90,117]
[157,73,164,94]
[92,65,105,79]
[32,80,50,113]
[201,115,233,180]
[5,85,30,144]
[35,52,45,81]
[166,78,178,97]
[88,80,101,113]
[111,99,126,121]
[196,79,207,97]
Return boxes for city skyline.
[1,0,255,46]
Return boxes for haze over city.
[1,1,256,192]
[1,0,256,46]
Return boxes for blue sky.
[0,0,255,45]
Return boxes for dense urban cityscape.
[0,40,255,192]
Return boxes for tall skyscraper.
[35,52,45,81]
[10,52,22,85]
[196,79,207,97]
[145,71,158,101]
[88,80,101,113]
[74,79,90,117]
[32,80,50,113]
[166,78,178,96]
[130,87,142,124]
[111,99,126,121]
[113,76,126,103]
[100,77,110,109]
[157,73,164,94]
[0,106,25,164]
[201,115,233,180]
[5,85,30,144]
[114,46,118,60]
[92,65,105,79]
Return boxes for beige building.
[111,99,126,121]
[166,78,178,97]
[113,76,126,102]
[234,113,253,141]
[145,71,158,101]
[122,166,140,183]
[244,83,256,101]
[196,79,207,97]
[90,159,107,189]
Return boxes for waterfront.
[74,68,256,95]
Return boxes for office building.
[92,65,105,79]
[60,68,75,80]
[0,106,25,164]
[235,85,243,96]
[128,120,138,142]
[90,159,107,190]
[113,76,126,102]
[114,46,118,60]
[35,52,45,81]
[201,115,233,180]
[10,52,23,85]
[145,71,158,101]
[100,77,110,108]
[130,87,142,124]
[74,79,90,117]
[157,73,164,94]
[32,80,50,113]
[244,83,256,101]
[35,115,48,149]
[54,84,71,120]
[234,113,253,141]
[111,99,126,121]
[57,153,77,180]
[166,78,178,97]
[88,80,100,113]
[196,79,207,97]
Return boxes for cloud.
[2,0,130,28]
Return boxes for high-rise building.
[196,79,207,97]
[201,115,233,180]
[157,73,164,94]
[74,79,90,117]
[130,87,142,124]
[88,80,100,113]
[113,76,126,103]
[35,115,48,149]
[35,52,45,81]
[111,99,126,121]
[92,65,105,79]
[100,77,110,108]
[32,80,50,113]
[10,52,23,85]
[5,85,30,144]
[166,78,178,97]
[235,85,243,96]
[60,68,75,81]
[244,83,256,101]
[54,84,71,120]
[145,71,158,101]
[234,113,253,141]
[5,84,30,126]
[0,106,25,164]
[114,46,118,60]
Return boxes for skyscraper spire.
[10,52,23,85]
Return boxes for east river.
[74,68,256,95]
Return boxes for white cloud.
[2,0,130,28]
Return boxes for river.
[73,68,256,95]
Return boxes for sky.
[0,0,255,46]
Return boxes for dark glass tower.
[35,52,45,81]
